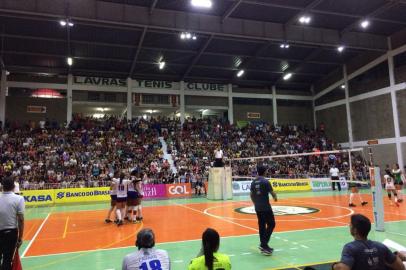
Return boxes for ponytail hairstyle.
[202,228,220,270]
[119,173,125,185]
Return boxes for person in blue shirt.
[250,165,277,256]
[333,214,405,270]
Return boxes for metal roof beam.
[221,0,242,23]
[181,35,214,80]
[0,2,388,51]
[128,27,147,78]
[240,0,406,26]
[341,0,401,34]
[150,0,158,15]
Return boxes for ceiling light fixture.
[67,57,73,66]
[59,19,74,27]
[280,43,290,49]
[191,0,212,8]
[180,32,197,41]
[337,46,345,53]
[236,69,245,77]
[283,73,292,80]
[192,35,197,40]
[180,33,186,39]
[159,61,166,70]
[299,15,311,24]
[341,84,345,89]
[360,19,370,29]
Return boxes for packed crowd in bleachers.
[0,116,368,189]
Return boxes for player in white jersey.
[384,174,399,207]
[114,173,131,226]
[122,228,170,270]
[135,177,144,222]
[105,173,117,223]
[126,177,139,223]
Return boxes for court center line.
[21,213,51,258]
[62,217,70,239]
[175,202,259,232]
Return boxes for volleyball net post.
[231,148,385,231]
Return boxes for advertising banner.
[166,183,192,198]
[54,187,110,204]
[21,189,55,206]
[269,179,311,192]
[143,184,167,199]
[310,177,348,191]
[232,181,252,194]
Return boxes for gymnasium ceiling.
[0,0,406,93]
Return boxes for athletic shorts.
[110,195,117,201]
[127,191,138,199]
[394,180,404,186]
[116,197,127,203]
[331,176,339,181]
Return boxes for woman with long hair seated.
[188,228,231,270]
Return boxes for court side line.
[21,213,51,258]
[62,217,69,238]
[175,202,259,232]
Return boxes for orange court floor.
[22,192,406,258]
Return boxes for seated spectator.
[122,228,170,270]
[188,228,231,270]
[332,214,405,270]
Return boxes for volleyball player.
[126,176,138,223]
[105,173,117,223]
[348,166,368,207]
[384,173,399,207]
[134,177,144,223]
[393,164,404,203]
[114,173,130,226]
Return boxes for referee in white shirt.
[214,146,224,167]
[330,164,341,191]
[0,177,25,270]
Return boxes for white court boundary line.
[22,219,406,260]
[21,213,51,258]
[203,200,354,222]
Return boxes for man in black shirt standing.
[250,165,277,256]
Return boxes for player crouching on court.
[348,166,367,208]
[122,228,170,270]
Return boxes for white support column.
[67,74,73,125]
[388,39,404,169]
[180,81,185,125]
[227,84,233,124]
[0,70,7,128]
[272,85,277,125]
[126,78,132,120]
[343,65,354,148]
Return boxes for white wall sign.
[73,76,127,87]
[185,82,226,92]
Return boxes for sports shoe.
[361,202,368,206]
[117,220,124,226]
[395,202,400,207]
[349,203,356,207]
[105,219,112,223]
[398,199,403,203]
[259,246,273,256]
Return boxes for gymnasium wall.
[185,96,228,106]
[363,144,398,169]
[5,96,67,124]
[397,89,406,136]
[277,100,313,127]
[316,105,348,143]
[350,94,395,141]
[233,104,273,122]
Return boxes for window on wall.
[104,93,116,102]
[141,94,170,105]
[88,92,100,101]
[394,51,406,84]
[233,98,271,106]
[348,61,389,97]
